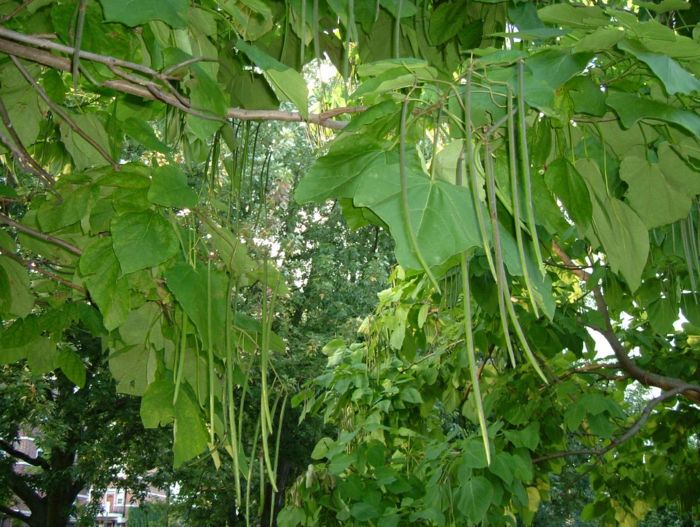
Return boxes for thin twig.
[0,246,87,293]
[163,56,220,76]
[0,129,59,196]
[533,385,690,464]
[0,212,83,255]
[9,55,120,170]
[0,0,35,23]
[0,97,56,184]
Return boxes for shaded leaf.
[111,210,179,274]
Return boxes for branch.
[551,240,700,405]
[0,212,84,255]
[0,97,56,185]
[0,246,87,294]
[9,55,120,171]
[0,439,51,470]
[0,504,30,524]
[532,385,690,464]
[0,33,354,130]
[0,0,34,23]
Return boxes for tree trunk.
[259,458,292,527]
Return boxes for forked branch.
[551,240,700,404]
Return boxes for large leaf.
[618,39,700,96]
[38,184,99,232]
[235,40,309,118]
[163,263,228,351]
[99,0,188,28]
[544,157,592,230]
[122,118,172,154]
[58,114,112,170]
[536,4,610,29]
[525,49,595,90]
[619,156,692,228]
[606,93,700,138]
[148,165,199,209]
[353,146,482,272]
[173,384,210,467]
[111,210,179,274]
[456,476,494,522]
[577,159,649,292]
[295,136,392,203]
[79,237,131,331]
[0,256,34,318]
[0,63,42,148]
[141,379,176,428]
[58,349,87,388]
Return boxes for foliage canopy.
[1,0,700,525]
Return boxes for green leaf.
[25,338,59,374]
[122,117,172,154]
[328,453,354,474]
[141,379,176,428]
[577,159,649,292]
[634,0,691,13]
[399,387,423,404]
[544,158,592,230]
[647,297,677,335]
[0,62,42,148]
[311,437,335,460]
[173,383,210,467]
[681,294,700,326]
[658,141,700,197]
[163,263,227,350]
[463,441,489,469]
[618,39,700,96]
[606,93,700,139]
[350,502,381,521]
[565,402,587,431]
[429,2,467,46]
[0,256,34,318]
[110,343,152,396]
[277,506,306,527]
[456,476,493,522]
[99,0,188,28]
[525,49,595,90]
[97,164,152,188]
[235,40,308,118]
[59,114,112,170]
[148,165,199,208]
[567,77,606,117]
[38,184,98,232]
[573,28,625,53]
[351,68,419,100]
[587,413,614,439]
[111,210,179,274]
[536,4,610,29]
[80,237,131,331]
[353,147,483,273]
[58,349,86,388]
[489,453,514,485]
[295,136,392,203]
[620,156,692,229]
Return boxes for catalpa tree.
[0,0,699,526]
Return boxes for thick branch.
[0,34,354,130]
[0,439,51,470]
[0,504,30,524]
[551,240,700,404]
[0,212,83,255]
[533,385,690,464]
[0,247,87,294]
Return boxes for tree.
[0,325,170,527]
[2,0,700,526]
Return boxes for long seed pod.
[465,71,497,281]
[300,0,306,66]
[207,257,216,447]
[507,89,540,318]
[504,288,548,383]
[484,139,517,368]
[461,254,491,465]
[226,273,242,504]
[517,60,545,276]
[245,417,261,527]
[173,311,188,405]
[681,218,697,301]
[400,90,441,293]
